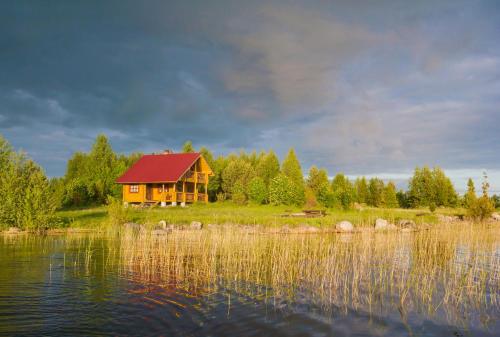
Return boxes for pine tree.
[256,150,280,187]
[281,148,304,185]
[463,178,476,209]
[306,166,329,195]
[383,181,399,208]
[281,148,305,205]
[368,178,385,207]
[354,177,368,204]
[88,134,118,204]
[331,173,354,209]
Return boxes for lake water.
[0,232,499,337]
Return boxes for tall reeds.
[116,223,500,325]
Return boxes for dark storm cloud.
[0,0,499,191]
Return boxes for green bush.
[248,177,268,204]
[467,196,495,221]
[269,174,304,206]
[231,181,248,205]
[0,135,56,230]
[106,196,130,226]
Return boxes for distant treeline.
[54,138,500,213]
[0,133,498,230]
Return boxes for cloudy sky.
[1,1,499,192]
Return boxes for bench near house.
[116,151,213,206]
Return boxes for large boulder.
[491,213,500,221]
[336,221,354,232]
[190,221,203,230]
[375,218,388,230]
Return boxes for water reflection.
[0,229,499,336]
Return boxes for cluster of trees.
[192,141,497,215]
[1,132,498,230]
[304,169,399,209]
[51,135,141,207]
[0,135,56,230]
[185,142,400,209]
[398,167,459,209]
[194,144,305,206]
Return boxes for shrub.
[317,189,337,208]
[304,187,318,208]
[467,173,495,221]
[106,196,130,226]
[467,196,495,221]
[0,136,57,231]
[429,202,436,213]
[231,181,247,205]
[248,177,267,204]
[269,174,304,206]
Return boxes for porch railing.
[197,193,206,202]
[185,193,195,202]
[197,172,206,183]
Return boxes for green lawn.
[54,202,462,229]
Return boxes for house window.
[129,185,139,193]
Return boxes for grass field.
[55,202,469,229]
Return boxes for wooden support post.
[205,174,208,203]
[182,180,186,204]
[161,183,165,207]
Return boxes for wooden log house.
[116,151,213,206]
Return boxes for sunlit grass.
[56,202,445,229]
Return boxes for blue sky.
[0,1,499,193]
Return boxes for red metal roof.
[116,152,201,183]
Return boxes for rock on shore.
[336,221,353,232]
[190,221,203,230]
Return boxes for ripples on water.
[0,233,499,337]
